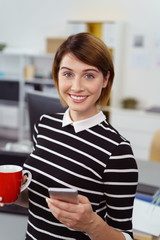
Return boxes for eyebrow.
[60,66,99,73]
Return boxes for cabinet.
[0,52,55,141]
[109,107,160,161]
[67,20,125,108]
[0,212,27,240]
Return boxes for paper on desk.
[133,199,160,236]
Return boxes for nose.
[71,76,83,92]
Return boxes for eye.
[85,74,94,79]
[64,72,72,78]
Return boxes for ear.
[102,71,110,88]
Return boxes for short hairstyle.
[52,32,114,108]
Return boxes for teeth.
[71,95,87,100]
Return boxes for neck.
[69,108,99,122]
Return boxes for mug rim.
[0,164,22,173]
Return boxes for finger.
[78,194,89,203]
[46,197,53,207]
[46,198,66,219]
[46,198,58,214]
[22,175,27,184]
[47,197,78,212]
[58,216,75,228]
[46,198,78,219]
[46,198,86,231]
[0,197,4,207]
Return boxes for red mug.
[0,165,32,203]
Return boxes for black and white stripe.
[24,113,138,240]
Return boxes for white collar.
[62,108,106,133]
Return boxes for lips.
[69,94,88,103]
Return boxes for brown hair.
[52,32,114,108]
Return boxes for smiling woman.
[53,32,114,108]
[57,53,109,121]
[1,32,138,240]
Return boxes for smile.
[69,94,88,103]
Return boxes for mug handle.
[20,170,32,192]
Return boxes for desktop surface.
[137,160,160,187]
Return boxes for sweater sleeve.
[103,141,138,239]
[122,232,133,240]
[32,115,44,150]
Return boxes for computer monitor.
[0,150,29,166]
[27,91,66,141]
[0,81,19,101]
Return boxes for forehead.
[59,53,98,71]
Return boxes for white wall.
[0,0,160,108]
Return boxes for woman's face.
[58,53,108,121]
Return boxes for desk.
[109,107,160,160]
[0,212,28,240]
[137,160,160,186]
[134,160,160,240]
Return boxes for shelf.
[0,76,54,85]
[0,50,54,58]
[0,75,21,81]
[0,52,56,142]
[25,78,53,85]
[0,100,19,106]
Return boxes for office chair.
[149,129,160,162]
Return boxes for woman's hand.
[46,194,97,233]
[46,194,125,240]
[0,197,4,207]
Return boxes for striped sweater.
[24,112,138,240]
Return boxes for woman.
[1,32,138,240]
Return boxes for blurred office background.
[0,0,160,161]
[0,1,160,239]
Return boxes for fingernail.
[0,197,2,201]
[46,197,54,205]
[46,198,50,204]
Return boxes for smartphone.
[48,188,78,204]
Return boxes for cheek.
[89,82,104,95]
[58,82,71,99]
[59,79,67,92]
